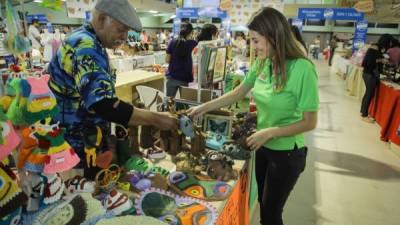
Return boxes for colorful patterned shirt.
[48,23,115,161]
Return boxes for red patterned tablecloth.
[369,81,400,146]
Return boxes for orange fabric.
[369,82,400,146]
[17,127,38,169]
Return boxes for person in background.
[312,35,321,59]
[140,30,149,44]
[328,34,338,66]
[197,23,218,42]
[188,7,319,225]
[360,43,387,123]
[165,22,197,97]
[48,0,178,179]
[387,39,400,67]
[232,31,247,56]
[290,26,307,56]
[28,18,42,50]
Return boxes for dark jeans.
[166,78,188,97]
[329,48,335,66]
[360,72,379,117]
[255,146,307,225]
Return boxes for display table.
[346,64,365,101]
[369,81,400,146]
[110,51,167,73]
[115,69,165,103]
[330,54,351,79]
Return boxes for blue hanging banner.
[298,8,364,21]
[292,18,303,32]
[353,20,368,52]
[198,7,227,18]
[176,8,199,18]
[26,14,48,23]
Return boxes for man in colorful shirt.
[48,0,177,179]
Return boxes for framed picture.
[204,114,233,137]
[213,47,227,83]
[174,99,201,111]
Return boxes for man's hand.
[153,112,178,130]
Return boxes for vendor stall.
[369,81,400,146]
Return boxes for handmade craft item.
[124,156,151,172]
[204,151,238,181]
[190,125,206,156]
[3,0,31,55]
[125,171,168,193]
[0,164,28,219]
[64,175,96,194]
[220,141,251,160]
[94,215,169,225]
[174,152,203,175]
[30,118,79,174]
[102,189,133,216]
[20,75,59,124]
[205,132,226,150]
[0,109,20,161]
[42,173,64,205]
[84,126,103,168]
[135,188,218,225]
[30,193,105,225]
[168,171,232,201]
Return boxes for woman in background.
[165,22,197,97]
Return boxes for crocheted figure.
[135,188,218,225]
[20,75,59,124]
[84,126,103,168]
[6,78,26,125]
[0,164,28,219]
[0,109,20,161]
[30,118,79,174]
[102,189,133,216]
[168,171,232,202]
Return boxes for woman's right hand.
[187,105,209,119]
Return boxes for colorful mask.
[0,164,28,219]
[221,142,251,160]
[127,171,168,192]
[168,171,232,201]
[204,151,238,182]
[179,115,194,138]
[135,188,218,225]
[124,156,151,172]
[0,111,20,161]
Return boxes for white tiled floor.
[251,60,400,225]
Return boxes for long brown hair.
[248,7,307,90]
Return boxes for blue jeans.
[166,78,188,97]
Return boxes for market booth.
[0,0,265,224]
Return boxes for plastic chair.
[135,85,166,111]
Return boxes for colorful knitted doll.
[19,75,59,125]
[30,117,79,174]
[0,107,20,162]
[0,164,28,220]
[6,78,27,126]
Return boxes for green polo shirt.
[243,57,319,150]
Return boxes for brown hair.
[248,7,307,90]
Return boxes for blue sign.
[353,20,368,52]
[333,8,364,21]
[27,14,48,23]
[198,7,227,18]
[176,8,199,18]
[298,8,364,21]
[292,18,303,31]
[298,8,325,20]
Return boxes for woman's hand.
[187,104,210,119]
[246,127,278,151]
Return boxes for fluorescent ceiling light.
[170,15,176,19]
[34,0,43,2]
[149,10,158,14]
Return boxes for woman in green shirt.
[188,7,319,225]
